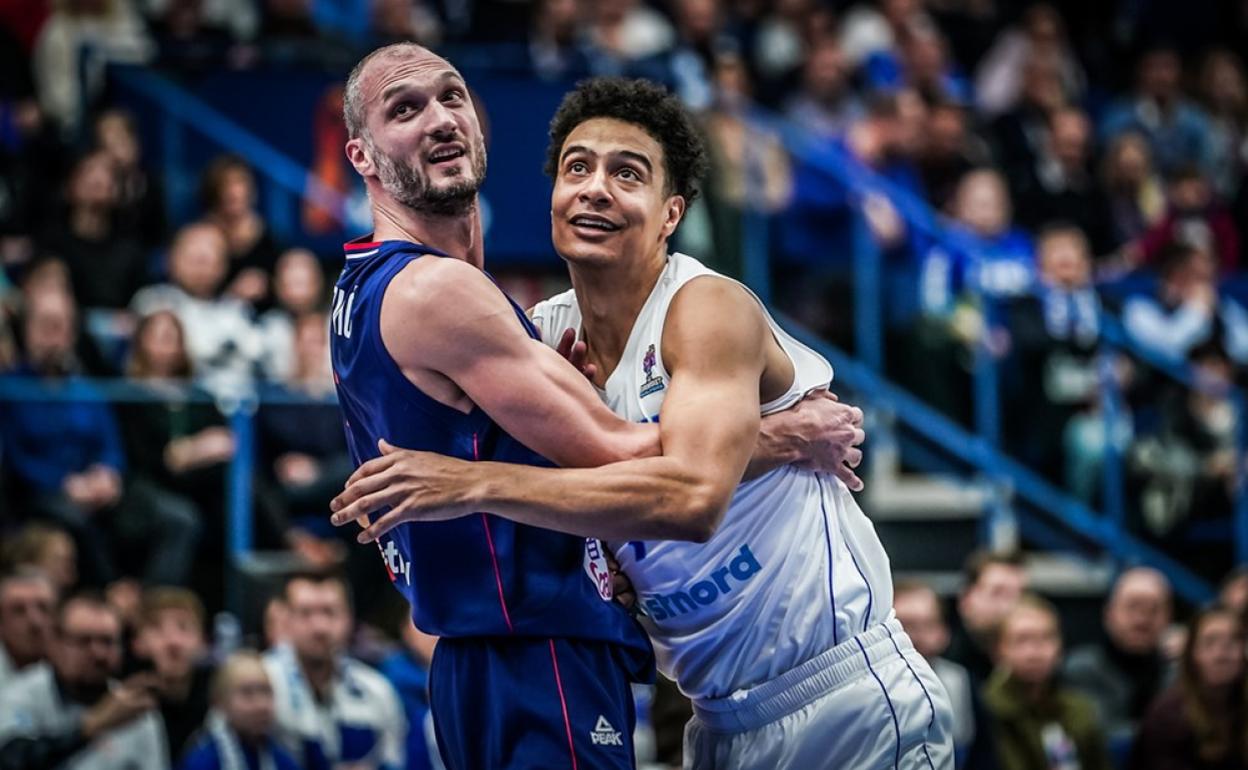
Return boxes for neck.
[4,642,36,669]
[298,654,335,699]
[70,207,108,240]
[568,245,667,383]
[160,669,194,700]
[372,197,484,269]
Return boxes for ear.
[345,137,373,178]
[660,194,687,240]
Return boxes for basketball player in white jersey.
[331,78,954,769]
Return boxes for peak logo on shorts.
[641,544,761,621]
[590,715,623,747]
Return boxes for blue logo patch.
[641,544,761,621]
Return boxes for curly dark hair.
[544,77,709,203]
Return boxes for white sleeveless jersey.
[532,253,894,699]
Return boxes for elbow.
[673,483,729,543]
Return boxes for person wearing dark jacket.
[983,595,1112,770]
[1128,605,1248,770]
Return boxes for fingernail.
[330,500,340,512]
[357,532,371,544]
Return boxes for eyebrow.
[561,144,654,173]
[380,70,463,104]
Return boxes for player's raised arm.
[383,255,659,468]
[336,276,775,543]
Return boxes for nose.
[426,99,458,141]
[578,167,611,207]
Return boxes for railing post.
[972,295,1001,446]
[852,212,882,371]
[225,396,257,616]
[1235,392,1248,567]
[1099,351,1127,553]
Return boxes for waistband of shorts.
[691,618,911,733]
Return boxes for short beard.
[369,137,487,217]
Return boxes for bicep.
[657,279,767,496]
[396,265,653,467]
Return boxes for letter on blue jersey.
[729,544,761,581]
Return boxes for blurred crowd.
[2,0,1248,768]
[894,551,1248,770]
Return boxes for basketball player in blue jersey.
[329,45,868,770]
[332,78,955,769]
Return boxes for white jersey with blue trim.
[531,252,894,699]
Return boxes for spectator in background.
[1221,567,1248,621]
[1130,342,1240,546]
[93,109,165,250]
[379,620,439,770]
[263,572,405,770]
[0,568,58,689]
[916,101,986,211]
[0,290,124,586]
[0,592,166,770]
[258,312,347,570]
[948,549,1028,685]
[146,0,240,75]
[116,310,223,580]
[1128,165,1239,274]
[133,588,214,764]
[1128,605,1247,770]
[1122,243,1248,367]
[38,150,147,312]
[369,0,442,49]
[894,580,998,770]
[528,0,591,81]
[661,0,732,112]
[131,222,264,398]
[1197,49,1248,198]
[585,0,674,64]
[983,595,1112,770]
[783,35,862,141]
[1101,131,1167,252]
[1005,224,1106,486]
[177,651,300,770]
[699,52,792,278]
[1064,568,1174,744]
[1015,107,1115,254]
[947,167,1035,300]
[1101,47,1215,178]
[0,523,79,596]
[257,248,325,382]
[896,21,972,105]
[974,3,1084,118]
[990,53,1069,197]
[32,0,153,138]
[198,155,281,309]
[838,0,928,70]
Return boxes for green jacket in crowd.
[983,669,1112,770]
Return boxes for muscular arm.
[348,277,771,543]
[386,257,659,467]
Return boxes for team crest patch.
[640,344,665,397]
[583,538,613,600]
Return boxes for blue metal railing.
[741,103,1246,581]
[110,67,349,238]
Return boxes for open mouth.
[569,214,621,233]
[428,146,466,165]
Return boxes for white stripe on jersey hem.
[346,249,379,260]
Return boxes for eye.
[568,160,588,175]
[392,102,415,118]
[618,167,640,181]
[442,88,465,103]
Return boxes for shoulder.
[177,737,219,770]
[384,257,513,329]
[343,657,401,700]
[530,288,579,345]
[1057,687,1106,726]
[663,274,767,364]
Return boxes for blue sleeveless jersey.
[329,238,650,651]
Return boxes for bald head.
[344,43,453,141]
[1105,567,1172,655]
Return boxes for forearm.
[744,410,806,480]
[471,457,719,542]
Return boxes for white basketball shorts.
[683,618,955,770]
